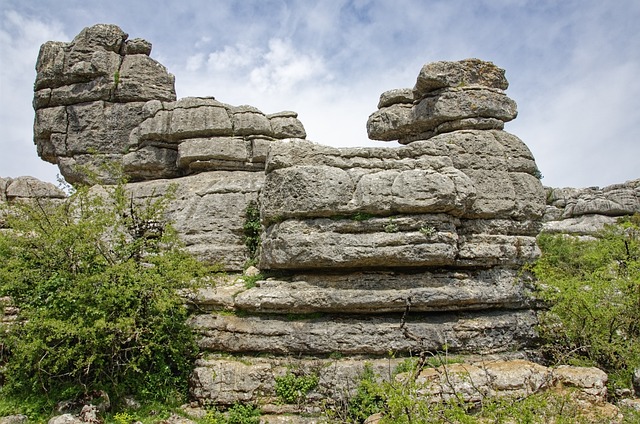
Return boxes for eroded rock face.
[259,131,544,270]
[542,179,640,235]
[367,59,517,143]
[33,24,176,184]
[126,171,263,270]
[124,98,305,181]
[33,24,306,185]
[29,27,556,413]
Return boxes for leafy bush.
[202,403,261,424]
[533,215,640,392]
[275,370,319,404]
[0,179,214,409]
[242,201,261,260]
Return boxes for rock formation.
[19,24,639,418]
[367,59,517,143]
[543,179,640,235]
[33,24,304,186]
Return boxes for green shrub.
[346,364,385,422]
[275,371,319,404]
[533,216,640,392]
[243,201,261,260]
[202,404,261,424]
[0,178,214,410]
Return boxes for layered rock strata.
[189,356,609,410]
[33,25,305,185]
[31,25,549,412]
[188,59,546,407]
[367,59,517,143]
[33,24,306,269]
[542,179,640,235]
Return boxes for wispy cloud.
[1,0,638,188]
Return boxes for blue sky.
[1,0,639,188]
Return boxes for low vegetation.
[0,177,215,417]
[533,214,640,393]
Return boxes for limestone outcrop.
[25,25,571,415]
[367,59,517,143]
[0,176,66,203]
[185,59,545,393]
[33,24,305,185]
[542,179,640,235]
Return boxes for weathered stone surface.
[228,268,535,314]
[122,145,179,181]
[368,88,517,142]
[259,134,543,270]
[413,59,509,97]
[230,108,273,136]
[268,111,307,138]
[33,24,177,184]
[47,414,83,424]
[378,88,414,108]
[542,179,640,235]
[114,54,176,102]
[189,355,610,414]
[412,360,607,403]
[260,216,538,270]
[0,415,28,424]
[1,176,66,201]
[368,59,516,142]
[177,137,250,171]
[123,37,152,55]
[65,101,147,155]
[126,171,263,270]
[190,310,538,355]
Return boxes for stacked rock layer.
[188,61,546,405]
[33,24,306,269]
[31,25,547,409]
[542,179,640,235]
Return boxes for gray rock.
[413,360,608,404]
[268,114,307,138]
[126,170,263,270]
[230,109,273,137]
[0,415,28,424]
[177,137,250,171]
[633,368,640,395]
[378,88,414,108]
[259,133,543,270]
[619,398,640,412]
[122,145,179,181]
[231,268,533,314]
[368,88,517,142]
[47,415,82,424]
[4,176,66,200]
[413,59,509,98]
[190,310,538,355]
[114,54,176,102]
[367,59,517,143]
[123,38,152,55]
[542,179,640,235]
[32,24,177,184]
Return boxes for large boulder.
[33,24,176,184]
[367,59,517,143]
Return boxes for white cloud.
[185,53,205,72]
[207,44,261,71]
[1,0,639,189]
[249,38,329,93]
[0,9,68,182]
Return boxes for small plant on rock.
[275,371,319,404]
